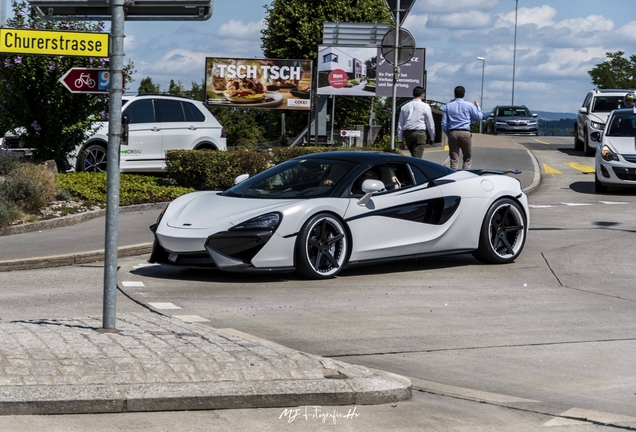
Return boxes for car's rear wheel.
[472,198,526,264]
[296,213,349,279]
[574,126,583,151]
[79,143,108,172]
[594,175,608,193]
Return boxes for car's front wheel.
[594,175,608,193]
[473,198,526,264]
[574,125,583,151]
[583,130,595,156]
[78,143,108,172]
[296,213,349,279]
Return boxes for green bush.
[0,195,19,227]
[165,149,270,190]
[0,151,19,176]
[57,173,195,206]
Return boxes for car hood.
[589,112,609,124]
[166,192,296,229]
[605,136,636,154]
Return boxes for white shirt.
[397,98,435,142]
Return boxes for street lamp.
[477,57,485,134]
[512,0,518,105]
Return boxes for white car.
[149,151,529,279]
[593,108,636,193]
[75,94,226,173]
[575,89,632,156]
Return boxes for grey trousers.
[403,130,428,159]
[448,130,472,169]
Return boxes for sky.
[37,0,636,114]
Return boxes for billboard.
[205,57,313,110]
[316,45,425,98]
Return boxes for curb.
[0,202,167,237]
[523,148,542,195]
[0,243,152,272]
[0,372,411,415]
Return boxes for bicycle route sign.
[59,68,111,93]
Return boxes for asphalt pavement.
[0,134,539,415]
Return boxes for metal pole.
[102,0,125,330]
[477,57,485,134]
[0,0,6,26]
[330,95,335,144]
[512,0,518,105]
[389,0,401,151]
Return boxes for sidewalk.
[0,313,411,415]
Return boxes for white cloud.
[217,19,265,40]
[616,21,636,42]
[427,12,492,29]
[124,34,138,51]
[496,5,558,29]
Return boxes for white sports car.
[149,151,529,279]
[594,108,636,193]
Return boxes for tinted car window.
[592,96,623,112]
[607,112,636,137]
[123,99,155,124]
[156,99,185,122]
[410,165,430,185]
[183,102,205,122]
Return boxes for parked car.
[485,106,538,136]
[0,128,31,158]
[74,94,227,172]
[149,151,529,279]
[575,88,633,156]
[593,108,636,193]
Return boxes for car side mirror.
[579,107,588,114]
[488,114,494,117]
[590,131,601,142]
[357,179,385,207]
[234,173,250,184]
[532,113,538,118]
[121,113,131,146]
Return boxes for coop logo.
[121,149,142,155]
[287,99,310,107]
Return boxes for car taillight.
[221,129,227,138]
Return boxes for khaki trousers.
[448,130,472,169]
[403,130,428,159]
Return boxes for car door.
[121,99,163,171]
[344,163,443,262]
[155,99,201,156]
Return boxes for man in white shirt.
[397,86,435,158]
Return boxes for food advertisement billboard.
[205,57,313,110]
[316,45,425,98]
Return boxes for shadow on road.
[570,180,636,196]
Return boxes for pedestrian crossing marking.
[564,162,595,173]
[533,139,551,144]
[531,201,631,208]
[543,407,636,427]
[529,205,555,208]
[543,163,562,174]
[561,202,592,206]
[599,201,629,205]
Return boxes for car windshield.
[223,158,358,199]
[497,108,531,117]
[592,96,623,112]
[607,113,636,137]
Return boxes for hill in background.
[533,110,576,121]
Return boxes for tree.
[0,1,135,170]
[168,79,185,95]
[138,77,161,94]
[261,0,392,138]
[588,51,636,89]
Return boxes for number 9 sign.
[98,71,111,91]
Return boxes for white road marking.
[409,378,539,404]
[529,205,554,208]
[132,263,159,269]
[173,315,210,323]
[599,201,629,205]
[560,202,593,206]
[122,281,145,287]
[148,302,182,310]
[543,407,636,427]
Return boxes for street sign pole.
[390,0,401,151]
[102,0,125,330]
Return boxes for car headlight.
[590,121,605,130]
[601,145,619,162]
[230,212,282,231]
[527,121,537,125]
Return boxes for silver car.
[593,108,636,192]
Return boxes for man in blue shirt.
[441,86,484,169]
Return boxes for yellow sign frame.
[0,28,109,57]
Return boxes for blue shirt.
[441,98,484,134]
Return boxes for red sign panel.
[59,68,112,93]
